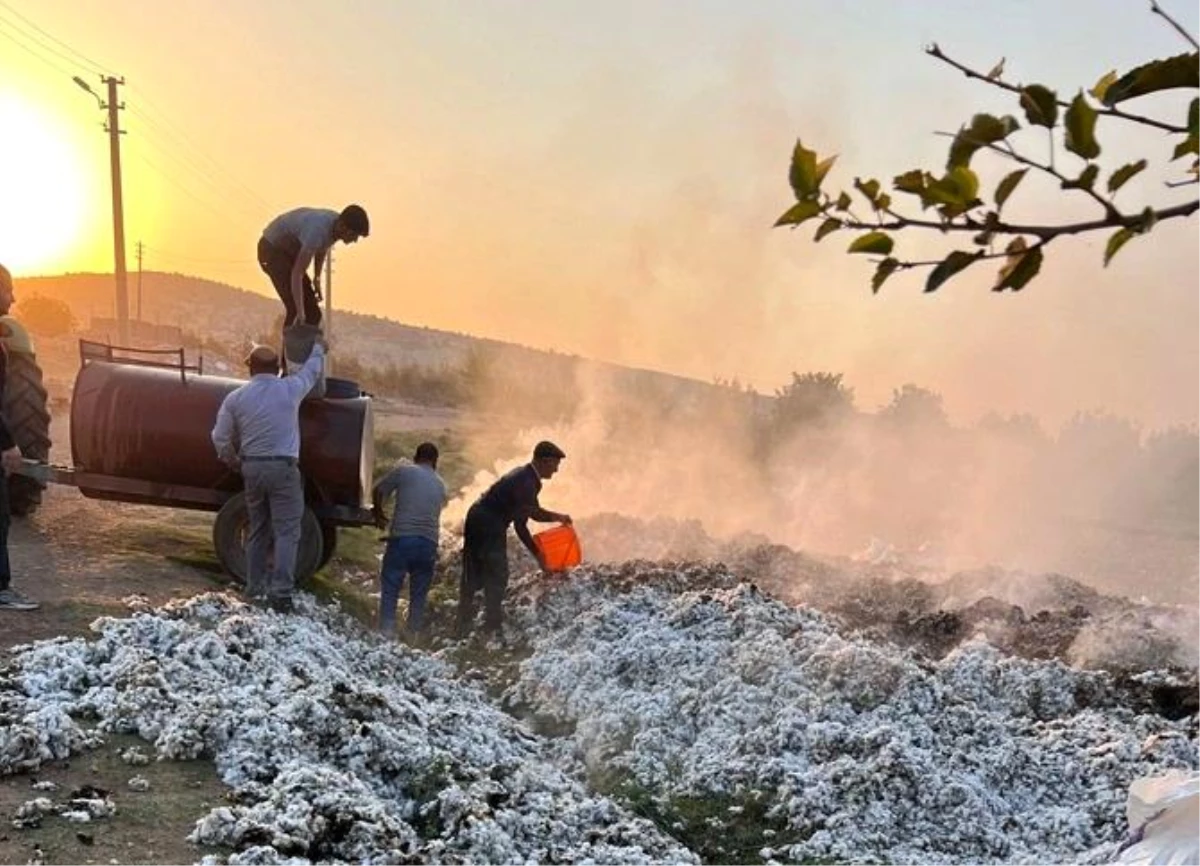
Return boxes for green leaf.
[1090,69,1118,102]
[848,231,894,255]
[835,191,852,211]
[1107,159,1147,194]
[788,140,820,200]
[1173,134,1199,160]
[894,169,927,196]
[948,113,1020,169]
[1062,164,1099,191]
[1104,227,1135,266]
[1019,85,1058,128]
[924,166,981,210]
[814,218,842,242]
[1102,52,1199,106]
[994,239,1043,291]
[994,168,1028,209]
[925,251,982,293]
[815,155,838,187]
[871,258,900,294]
[774,200,823,228]
[854,178,881,207]
[1189,98,1199,136]
[1064,92,1100,159]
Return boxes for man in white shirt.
[372,442,448,638]
[257,204,369,328]
[211,340,326,612]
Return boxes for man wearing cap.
[257,204,369,328]
[456,440,571,638]
[211,337,326,612]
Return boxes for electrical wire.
[0,1,112,75]
[126,84,271,212]
[0,14,78,78]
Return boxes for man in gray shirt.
[372,442,448,638]
[257,204,369,328]
[211,340,325,612]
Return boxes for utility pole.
[105,76,129,345]
[136,241,144,322]
[74,75,129,345]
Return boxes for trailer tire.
[318,521,338,570]
[3,351,51,517]
[212,492,325,588]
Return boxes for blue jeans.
[379,536,437,635]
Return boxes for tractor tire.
[3,352,51,517]
[212,492,324,588]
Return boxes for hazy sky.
[0,0,1196,431]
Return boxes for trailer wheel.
[318,521,338,570]
[212,492,325,587]
[3,350,51,517]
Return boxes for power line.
[0,1,111,75]
[0,3,108,75]
[124,105,264,220]
[0,15,78,78]
[126,84,271,212]
[139,243,246,266]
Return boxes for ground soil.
[0,412,240,865]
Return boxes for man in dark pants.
[257,204,370,328]
[457,441,571,639]
[0,265,37,611]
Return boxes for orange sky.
[0,0,1196,432]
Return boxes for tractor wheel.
[212,492,324,588]
[3,351,51,517]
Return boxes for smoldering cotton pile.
[2,593,695,865]
[503,563,1198,865]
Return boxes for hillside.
[18,272,743,407]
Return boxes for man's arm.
[513,518,542,564]
[284,342,326,400]
[312,250,325,298]
[531,506,571,525]
[0,411,20,476]
[211,398,239,467]
[371,468,400,528]
[290,248,317,323]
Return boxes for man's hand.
[1,446,23,476]
[372,506,388,530]
[312,279,323,302]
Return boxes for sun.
[0,91,90,274]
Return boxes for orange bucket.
[533,524,582,570]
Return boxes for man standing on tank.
[211,338,326,613]
[0,264,38,611]
[257,204,369,328]
[456,441,571,639]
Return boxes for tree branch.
[833,198,1198,241]
[1150,0,1199,49]
[890,242,1046,272]
[933,130,1122,220]
[926,43,1188,135]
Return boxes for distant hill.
[20,272,767,410]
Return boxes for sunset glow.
[0,91,89,274]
